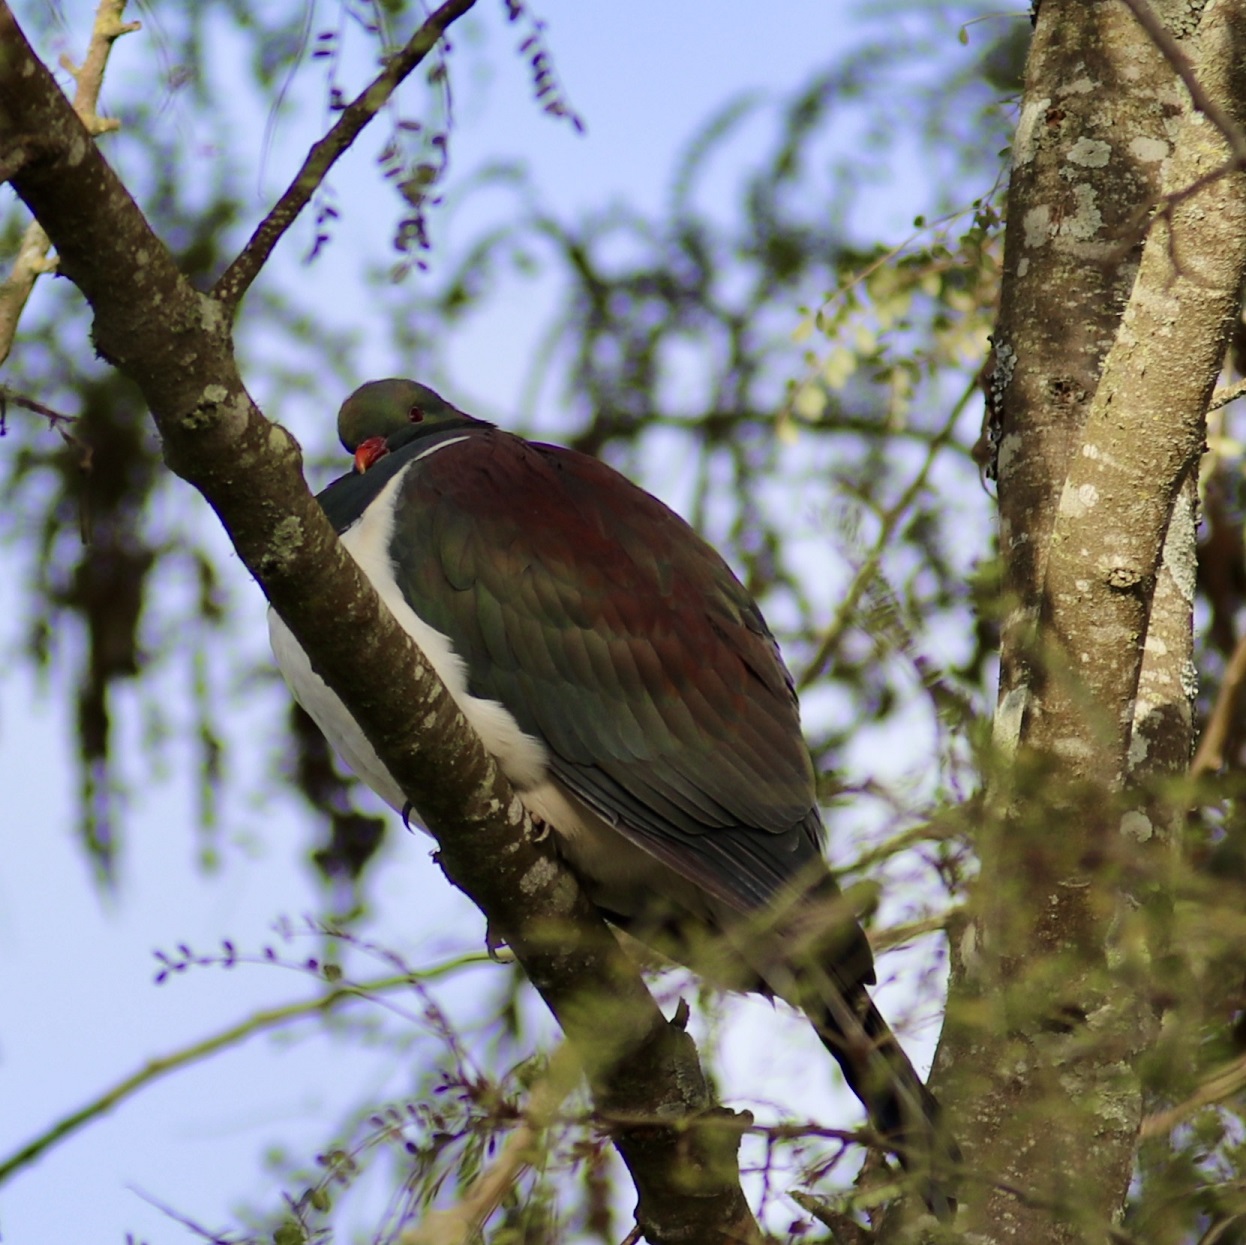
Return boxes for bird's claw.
[486,922,515,963]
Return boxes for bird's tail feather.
[812,984,960,1220]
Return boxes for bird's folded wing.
[379,428,828,916]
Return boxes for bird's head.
[338,379,483,473]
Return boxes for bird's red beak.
[354,436,389,473]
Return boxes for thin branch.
[212,0,478,310]
[401,1044,580,1245]
[1191,630,1246,777]
[0,972,430,1186]
[789,1191,871,1244]
[1140,1049,1246,1138]
[871,912,952,955]
[1209,374,1246,412]
[797,377,973,690]
[0,383,76,426]
[1116,0,1246,167]
[0,0,137,367]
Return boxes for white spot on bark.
[1105,564,1143,590]
[1053,735,1095,761]
[1181,659,1199,701]
[993,685,1029,756]
[202,384,228,404]
[1164,486,1198,606]
[997,432,1024,480]
[1058,77,1095,96]
[197,291,227,333]
[1058,481,1100,517]
[1128,135,1169,164]
[1059,184,1103,240]
[1017,257,1029,277]
[1013,96,1050,167]
[1144,635,1169,656]
[1120,810,1153,841]
[959,922,983,979]
[1024,204,1052,247]
[1067,137,1110,167]
[519,856,559,895]
[266,424,290,455]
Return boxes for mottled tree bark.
[933,1,1246,1239]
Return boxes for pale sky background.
[0,3,1003,1241]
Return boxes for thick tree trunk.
[931,2,1246,1238]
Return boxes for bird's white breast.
[267,458,549,818]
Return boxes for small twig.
[1140,1049,1246,1138]
[0,0,137,367]
[1191,630,1246,778]
[1116,0,1246,167]
[129,1186,235,1244]
[212,0,478,310]
[870,912,951,955]
[1208,375,1246,413]
[401,1043,580,1245]
[798,378,973,690]
[0,383,76,427]
[834,814,964,878]
[789,1190,871,1244]
[0,972,420,1185]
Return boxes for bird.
[268,378,958,1216]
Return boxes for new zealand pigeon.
[269,379,957,1214]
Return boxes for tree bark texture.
[936,1,1246,1239]
[0,7,761,1242]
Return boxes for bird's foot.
[485,922,515,963]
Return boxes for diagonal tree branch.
[212,0,477,311]
[0,970,439,1185]
[0,8,761,1243]
[0,0,138,367]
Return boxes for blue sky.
[0,2,1002,1240]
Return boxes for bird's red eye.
[409,405,424,423]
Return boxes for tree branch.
[0,0,137,367]
[1140,1048,1246,1138]
[1116,0,1246,168]
[212,0,478,311]
[1209,374,1246,412]
[0,8,761,1242]
[0,970,436,1185]
[1191,630,1246,777]
[946,1,1246,1237]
